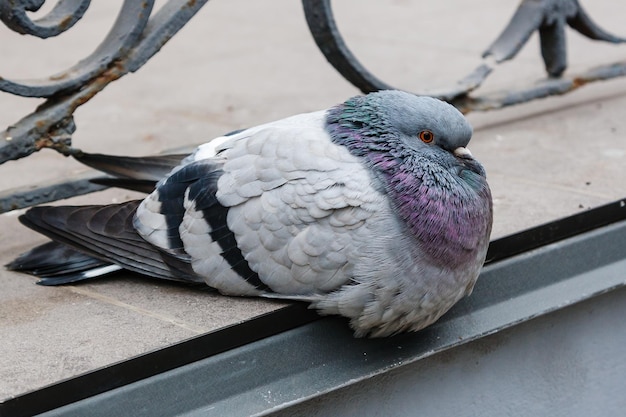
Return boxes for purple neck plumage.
[326,104,492,268]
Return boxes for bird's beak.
[453,147,473,158]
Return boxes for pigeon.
[7,90,493,337]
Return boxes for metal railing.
[303,0,626,111]
[1,0,624,212]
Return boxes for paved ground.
[1,0,625,400]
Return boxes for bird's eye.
[419,130,434,143]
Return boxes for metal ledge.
[1,199,625,417]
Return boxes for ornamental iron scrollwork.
[0,0,209,167]
[302,0,626,112]
[1,0,625,212]
[0,0,90,39]
[0,0,149,98]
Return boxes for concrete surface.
[0,0,625,400]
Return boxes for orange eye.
[419,130,434,143]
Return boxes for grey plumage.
[7,91,492,337]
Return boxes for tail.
[6,241,121,285]
[71,126,248,192]
[73,151,188,193]
[5,151,187,285]
[11,202,202,286]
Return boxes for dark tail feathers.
[73,151,187,192]
[12,202,202,285]
[6,241,120,285]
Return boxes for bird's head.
[326,90,475,167]
[326,91,491,270]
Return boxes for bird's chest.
[385,165,490,269]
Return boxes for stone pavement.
[1,0,625,400]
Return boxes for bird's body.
[9,91,492,337]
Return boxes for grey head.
[325,90,474,166]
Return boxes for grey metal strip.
[31,219,626,417]
[0,172,106,214]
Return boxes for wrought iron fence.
[1,0,624,212]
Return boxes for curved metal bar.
[483,0,546,63]
[301,0,393,93]
[0,0,90,38]
[301,0,492,101]
[0,0,154,97]
[567,1,626,43]
[124,0,212,73]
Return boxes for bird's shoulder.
[214,109,381,210]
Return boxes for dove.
[7,90,493,337]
